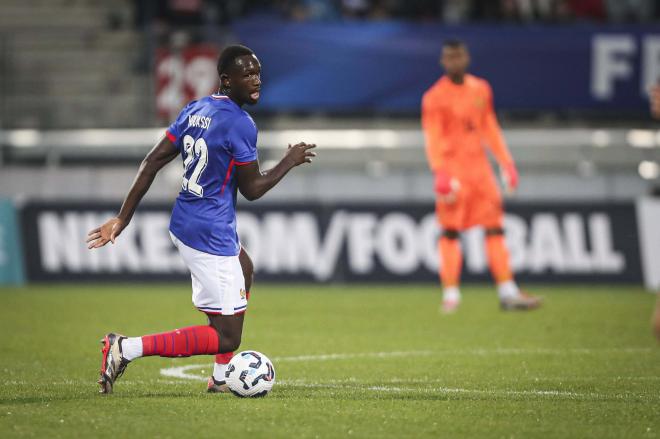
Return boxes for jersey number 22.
[181,135,208,197]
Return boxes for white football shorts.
[170,232,247,315]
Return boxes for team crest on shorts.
[240,288,246,299]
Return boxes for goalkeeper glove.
[501,162,519,194]
[434,170,460,203]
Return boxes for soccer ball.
[225,351,275,397]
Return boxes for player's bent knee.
[219,333,241,353]
[208,312,244,353]
[485,227,505,236]
[442,229,460,240]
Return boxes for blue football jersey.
[166,94,258,256]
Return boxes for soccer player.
[650,83,660,341]
[87,45,316,393]
[651,84,660,120]
[421,39,541,313]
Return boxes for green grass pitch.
[0,284,659,438]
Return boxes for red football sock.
[141,325,219,358]
[215,352,234,364]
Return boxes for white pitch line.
[364,386,582,398]
[275,381,660,401]
[265,381,611,400]
[160,364,209,381]
[472,347,653,355]
[271,350,434,362]
[0,379,651,401]
[159,347,655,383]
[273,347,653,360]
[249,380,582,397]
[159,351,434,381]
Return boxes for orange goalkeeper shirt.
[421,74,512,186]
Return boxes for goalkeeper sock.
[439,236,462,288]
[485,233,514,284]
[442,286,461,303]
[497,280,520,300]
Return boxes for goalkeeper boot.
[500,292,542,311]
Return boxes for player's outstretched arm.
[235,142,316,201]
[86,135,179,249]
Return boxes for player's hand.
[285,142,317,167]
[501,162,519,194]
[86,217,126,249]
[434,170,460,204]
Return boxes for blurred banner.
[636,197,660,290]
[19,201,651,285]
[0,199,25,285]
[231,19,659,113]
[155,44,219,121]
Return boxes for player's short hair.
[442,39,466,50]
[217,45,255,77]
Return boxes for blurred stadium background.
[1,2,660,438]
[0,0,659,288]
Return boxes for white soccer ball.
[225,351,276,397]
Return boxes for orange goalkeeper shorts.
[435,180,503,231]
